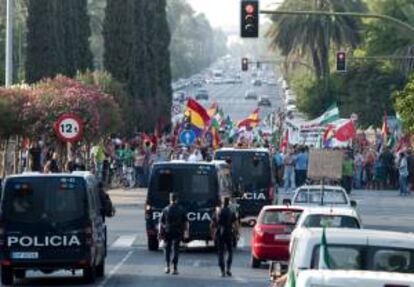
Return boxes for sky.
[186,0,281,30]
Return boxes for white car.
[286,104,297,113]
[290,206,362,253]
[287,185,357,208]
[297,270,414,287]
[284,228,414,286]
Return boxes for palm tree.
[267,0,367,80]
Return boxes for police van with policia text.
[145,161,239,251]
[214,148,277,219]
[0,173,108,285]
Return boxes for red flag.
[237,108,260,128]
[335,120,356,142]
[280,130,289,152]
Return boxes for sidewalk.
[108,188,147,206]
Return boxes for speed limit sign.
[54,113,84,143]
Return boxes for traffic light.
[241,58,249,71]
[336,51,346,72]
[241,0,259,38]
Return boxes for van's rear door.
[2,177,88,264]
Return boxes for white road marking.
[233,276,248,283]
[99,250,134,287]
[110,235,137,248]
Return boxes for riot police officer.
[160,193,188,275]
[211,197,238,277]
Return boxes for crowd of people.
[272,144,414,196]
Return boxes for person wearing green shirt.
[342,152,354,194]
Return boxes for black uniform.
[160,203,187,270]
[213,206,237,274]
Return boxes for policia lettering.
[153,211,212,222]
[7,235,81,247]
[242,192,266,200]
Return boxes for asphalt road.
[177,68,283,122]
[13,188,414,286]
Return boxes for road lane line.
[99,250,134,287]
[110,235,137,248]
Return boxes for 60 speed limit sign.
[54,114,84,143]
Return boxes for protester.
[283,149,295,193]
[341,152,354,194]
[353,149,364,189]
[294,146,308,187]
[398,152,409,196]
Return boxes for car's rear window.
[312,245,414,273]
[215,151,271,188]
[2,177,87,224]
[261,209,302,225]
[148,166,218,207]
[303,215,360,228]
[294,189,348,205]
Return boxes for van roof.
[298,269,414,285]
[294,228,414,248]
[215,148,270,154]
[5,172,94,180]
[152,160,229,169]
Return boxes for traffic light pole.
[260,10,414,35]
[5,0,14,87]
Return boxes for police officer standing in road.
[160,193,188,275]
[211,197,238,277]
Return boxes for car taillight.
[255,226,264,237]
[85,221,93,246]
[269,185,275,203]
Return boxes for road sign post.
[54,113,84,143]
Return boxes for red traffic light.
[337,52,345,60]
[245,4,255,14]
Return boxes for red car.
[251,205,304,268]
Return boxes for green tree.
[268,0,367,80]
[395,74,414,133]
[26,0,92,83]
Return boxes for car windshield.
[294,189,348,205]
[312,245,414,273]
[303,215,360,228]
[149,166,218,207]
[3,177,87,224]
[261,209,302,225]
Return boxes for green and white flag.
[286,269,296,287]
[319,104,340,126]
[318,227,332,269]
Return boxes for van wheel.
[15,269,26,279]
[83,265,96,284]
[148,236,159,251]
[251,255,261,268]
[96,261,105,278]
[1,266,14,285]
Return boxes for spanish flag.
[187,98,210,135]
[237,108,260,128]
[382,111,389,144]
[211,118,221,149]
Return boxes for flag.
[207,102,218,117]
[186,98,210,135]
[323,124,335,147]
[237,108,260,128]
[319,104,340,126]
[382,111,389,144]
[210,118,221,149]
[286,269,296,287]
[280,130,289,152]
[318,228,333,269]
[334,120,356,142]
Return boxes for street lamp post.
[5,0,14,87]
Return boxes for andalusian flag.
[237,108,260,128]
[319,104,340,126]
[286,269,296,287]
[318,228,333,269]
